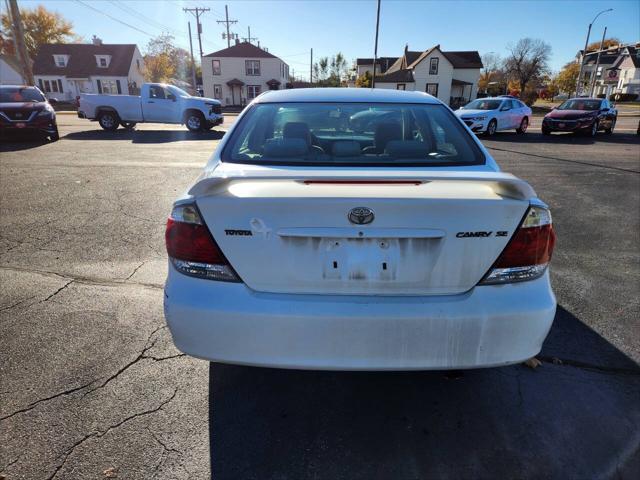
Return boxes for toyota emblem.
[348,207,374,225]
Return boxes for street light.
[575,8,613,96]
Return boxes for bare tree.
[479,52,504,93]
[504,38,551,94]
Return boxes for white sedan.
[455,97,532,135]
[164,88,556,370]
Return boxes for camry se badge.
[348,207,374,225]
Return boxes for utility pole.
[242,26,258,44]
[8,0,33,85]
[183,6,210,58]
[590,26,607,97]
[217,5,238,48]
[575,8,612,97]
[371,0,381,88]
[310,48,313,85]
[187,22,197,91]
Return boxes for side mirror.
[167,93,177,101]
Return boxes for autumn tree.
[355,71,372,88]
[478,52,505,94]
[555,62,581,95]
[504,38,551,95]
[586,37,621,52]
[143,33,199,85]
[0,5,75,59]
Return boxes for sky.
[16,0,640,80]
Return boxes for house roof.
[204,41,278,59]
[266,78,281,86]
[442,51,483,69]
[452,78,474,86]
[226,78,245,86]
[583,53,619,66]
[375,68,415,83]
[356,56,398,66]
[33,43,137,77]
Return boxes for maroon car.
[542,98,617,137]
[0,85,59,142]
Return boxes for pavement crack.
[537,356,640,376]
[0,379,97,422]
[38,280,74,304]
[81,325,166,399]
[47,388,178,480]
[0,295,37,312]
[124,261,146,281]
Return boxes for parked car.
[455,97,532,136]
[541,98,617,136]
[78,83,223,132]
[0,85,59,141]
[163,88,557,371]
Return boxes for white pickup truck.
[78,83,223,132]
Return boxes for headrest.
[283,122,312,146]
[375,122,403,149]
[263,138,308,157]
[332,141,361,157]
[385,140,429,159]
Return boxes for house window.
[100,79,120,94]
[54,55,67,67]
[246,60,260,76]
[396,84,406,90]
[136,59,140,69]
[99,58,107,67]
[426,83,439,97]
[429,57,439,75]
[43,80,51,92]
[247,85,261,99]
[95,55,110,68]
[212,59,221,75]
[213,84,222,99]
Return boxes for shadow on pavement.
[208,305,640,480]
[0,136,51,152]
[64,129,225,144]
[484,131,640,146]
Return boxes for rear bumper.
[164,266,556,370]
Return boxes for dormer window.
[54,55,68,67]
[95,55,111,68]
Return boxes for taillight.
[480,205,556,285]
[165,203,240,282]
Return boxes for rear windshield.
[558,99,602,111]
[222,102,485,166]
[0,87,45,103]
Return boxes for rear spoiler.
[188,168,537,201]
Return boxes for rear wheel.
[588,121,599,138]
[516,117,528,134]
[49,126,60,142]
[605,118,615,134]
[485,119,497,136]
[121,121,137,130]
[185,111,205,132]
[98,111,119,131]
[541,127,551,135]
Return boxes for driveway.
[1,116,639,479]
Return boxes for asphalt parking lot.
[1,114,639,479]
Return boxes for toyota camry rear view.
[163,88,557,370]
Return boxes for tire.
[485,119,497,136]
[605,118,615,134]
[588,121,599,138]
[49,126,60,142]
[98,111,119,131]
[121,121,137,130]
[185,111,205,132]
[542,127,551,135]
[516,117,528,134]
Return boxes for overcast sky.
[23,0,640,79]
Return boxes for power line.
[74,0,155,37]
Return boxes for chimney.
[92,35,103,46]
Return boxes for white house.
[202,41,290,106]
[574,43,640,97]
[612,45,640,96]
[364,45,482,108]
[32,37,144,101]
[0,54,25,84]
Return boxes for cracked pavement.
[1,117,639,479]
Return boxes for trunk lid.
[193,165,534,296]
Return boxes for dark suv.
[0,85,59,141]
[542,98,617,137]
